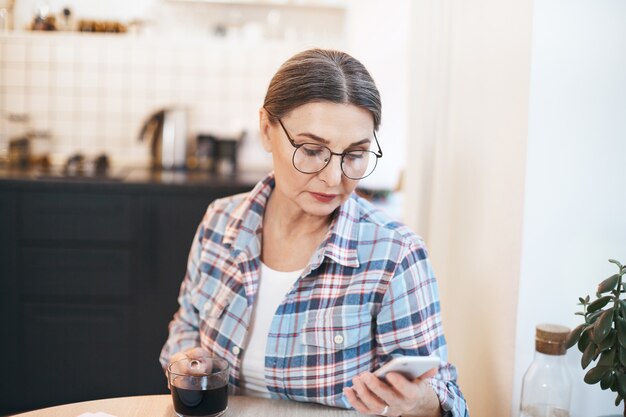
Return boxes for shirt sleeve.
[159,220,206,369]
[375,241,469,417]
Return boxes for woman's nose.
[317,154,343,186]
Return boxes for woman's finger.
[351,376,388,414]
[168,351,188,364]
[186,346,211,358]
[168,347,214,375]
[169,346,210,365]
[343,387,373,415]
[419,368,438,379]
[359,372,404,408]
[386,370,432,396]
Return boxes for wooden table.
[12,394,360,417]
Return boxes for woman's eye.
[344,151,365,161]
[301,145,325,157]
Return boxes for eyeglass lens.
[293,144,378,179]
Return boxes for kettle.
[138,108,189,170]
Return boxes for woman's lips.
[310,192,338,203]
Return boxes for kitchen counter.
[0,166,264,193]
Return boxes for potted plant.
[566,259,626,416]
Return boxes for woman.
[160,48,468,417]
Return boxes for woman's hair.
[263,48,382,131]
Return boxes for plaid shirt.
[160,174,468,416]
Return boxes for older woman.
[160,48,468,417]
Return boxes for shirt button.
[334,334,344,345]
[232,346,241,355]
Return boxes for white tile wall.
[0,32,340,166]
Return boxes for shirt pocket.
[189,276,230,323]
[300,307,373,351]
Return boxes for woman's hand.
[343,369,442,417]
[166,347,213,388]
[168,346,212,365]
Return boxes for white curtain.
[405,1,533,415]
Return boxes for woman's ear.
[259,108,273,153]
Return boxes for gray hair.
[263,48,382,131]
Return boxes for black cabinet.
[132,193,221,395]
[21,247,133,297]
[0,192,18,415]
[0,179,254,415]
[21,302,132,408]
[21,192,133,241]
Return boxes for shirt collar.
[223,172,361,269]
[311,196,361,269]
[222,173,273,257]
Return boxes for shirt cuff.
[428,377,455,416]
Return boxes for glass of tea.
[168,356,229,417]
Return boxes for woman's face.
[259,101,376,218]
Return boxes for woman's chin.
[301,199,343,218]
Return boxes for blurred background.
[0,0,409,193]
[1,1,625,416]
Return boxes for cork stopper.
[535,324,570,355]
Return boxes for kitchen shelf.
[166,0,347,12]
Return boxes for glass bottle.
[520,324,572,417]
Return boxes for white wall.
[344,0,409,190]
[512,1,626,416]
[0,33,304,168]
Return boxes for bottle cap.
[535,324,570,355]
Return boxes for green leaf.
[579,297,586,305]
[616,393,622,407]
[598,274,621,294]
[586,295,591,303]
[588,296,613,313]
[598,349,616,366]
[601,371,615,390]
[585,366,611,384]
[582,342,597,369]
[579,328,592,353]
[594,346,602,360]
[599,330,617,352]
[620,300,626,316]
[617,318,626,348]
[618,374,626,398]
[587,309,604,324]
[566,324,587,349]
[594,310,615,343]
[609,259,623,269]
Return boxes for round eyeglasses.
[277,118,383,180]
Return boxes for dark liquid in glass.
[171,384,228,416]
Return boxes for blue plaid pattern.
[160,173,468,416]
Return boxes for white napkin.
[76,413,119,417]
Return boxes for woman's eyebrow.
[297,132,372,147]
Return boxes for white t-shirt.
[240,262,303,397]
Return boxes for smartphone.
[373,355,440,380]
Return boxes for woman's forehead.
[284,102,374,136]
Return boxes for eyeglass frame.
[272,115,384,180]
